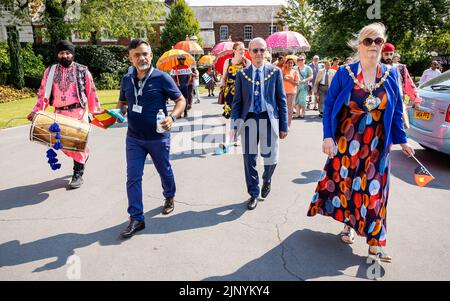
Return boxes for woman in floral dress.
[307,23,415,263]
[217,42,250,152]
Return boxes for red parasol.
[214,50,252,75]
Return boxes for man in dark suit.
[231,37,288,210]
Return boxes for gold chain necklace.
[345,64,391,111]
[240,68,277,86]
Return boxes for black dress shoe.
[162,197,175,215]
[261,182,271,199]
[120,219,145,239]
[247,197,258,210]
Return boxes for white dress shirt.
[419,68,441,86]
[249,64,267,113]
[320,69,329,85]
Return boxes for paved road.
[1,94,449,281]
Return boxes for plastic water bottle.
[156,109,166,133]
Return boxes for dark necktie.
[254,69,262,113]
[324,70,329,86]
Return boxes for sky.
[187,0,286,6]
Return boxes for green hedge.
[75,45,129,79]
[0,42,46,85]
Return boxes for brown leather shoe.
[162,197,175,215]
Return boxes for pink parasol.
[211,38,234,56]
[265,31,311,53]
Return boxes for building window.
[244,25,253,41]
[1,4,13,12]
[219,25,228,41]
[269,25,277,35]
[6,26,17,39]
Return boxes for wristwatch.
[170,115,177,122]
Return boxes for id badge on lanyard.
[132,67,153,114]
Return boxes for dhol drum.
[30,111,91,152]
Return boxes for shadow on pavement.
[171,123,225,134]
[390,149,450,190]
[292,114,322,123]
[0,202,246,272]
[178,113,222,123]
[292,170,322,185]
[0,176,71,211]
[203,228,385,281]
[145,147,218,164]
[192,133,226,144]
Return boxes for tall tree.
[73,0,165,45]
[277,0,319,43]
[43,0,71,47]
[160,0,200,53]
[7,27,24,89]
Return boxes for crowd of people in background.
[171,45,445,131]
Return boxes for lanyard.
[131,67,154,105]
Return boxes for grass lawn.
[0,90,120,129]
[0,87,217,129]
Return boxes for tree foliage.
[43,0,71,47]
[74,0,165,45]
[277,0,319,43]
[7,28,24,89]
[277,0,450,72]
[309,0,449,59]
[160,0,200,53]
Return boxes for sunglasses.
[361,37,385,47]
[251,48,266,54]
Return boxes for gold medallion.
[364,94,377,111]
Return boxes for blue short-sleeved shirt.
[119,67,182,140]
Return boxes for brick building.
[191,5,282,51]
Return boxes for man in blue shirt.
[117,39,186,239]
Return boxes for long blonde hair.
[348,22,387,62]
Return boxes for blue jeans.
[126,135,176,221]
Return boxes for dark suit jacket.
[231,63,288,136]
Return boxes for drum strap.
[44,64,57,103]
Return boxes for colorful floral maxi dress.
[222,58,245,119]
[307,65,390,247]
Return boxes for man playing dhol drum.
[27,40,101,189]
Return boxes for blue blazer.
[323,62,407,151]
[232,63,288,135]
